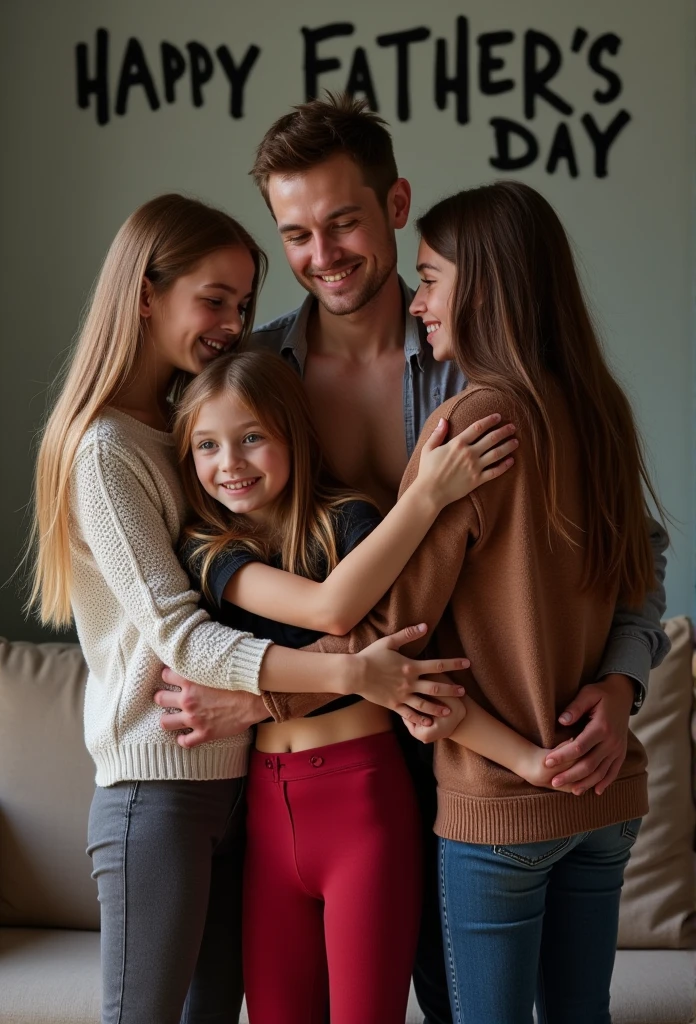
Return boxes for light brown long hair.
[417,181,662,608]
[174,351,372,603]
[29,193,267,627]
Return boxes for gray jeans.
[87,777,246,1024]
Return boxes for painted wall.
[1,0,693,640]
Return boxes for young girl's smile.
[191,391,291,523]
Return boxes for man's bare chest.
[303,358,408,511]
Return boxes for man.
[159,95,669,1024]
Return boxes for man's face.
[267,153,410,316]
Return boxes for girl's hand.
[353,624,469,727]
[519,740,578,793]
[404,694,466,743]
[416,414,518,510]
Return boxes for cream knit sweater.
[69,409,271,786]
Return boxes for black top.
[181,500,383,718]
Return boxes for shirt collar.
[279,275,427,374]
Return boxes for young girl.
[174,349,568,1024]
[28,193,471,1024]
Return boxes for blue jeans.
[439,819,642,1024]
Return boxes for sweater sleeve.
[72,440,271,694]
[262,399,484,721]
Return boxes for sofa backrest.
[0,638,99,930]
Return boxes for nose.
[220,306,244,341]
[219,443,246,474]
[312,230,343,271]
[409,284,427,318]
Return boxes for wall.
[1,0,693,640]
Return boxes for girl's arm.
[407,693,577,791]
[222,414,517,634]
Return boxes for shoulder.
[251,306,303,348]
[426,385,522,435]
[333,499,383,557]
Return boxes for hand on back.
[416,413,518,510]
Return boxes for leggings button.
[309,755,324,767]
[265,758,273,769]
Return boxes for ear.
[389,178,412,230]
[139,276,155,318]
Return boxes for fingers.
[478,438,519,468]
[379,623,429,650]
[161,667,187,688]
[458,413,503,444]
[416,658,469,678]
[479,455,515,481]
[422,418,449,451]
[595,756,624,796]
[153,689,181,709]
[469,421,516,454]
[551,748,606,789]
[558,684,601,725]
[159,711,187,731]
[405,695,454,717]
[545,720,604,767]
[394,703,433,728]
[569,756,614,797]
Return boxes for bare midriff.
[255,699,393,754]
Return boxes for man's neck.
[308,270,405,363]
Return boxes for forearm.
[320,485,439,633]
[597,514,670,701]
[449,697,539,775]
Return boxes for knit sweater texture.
[264,385,649,844]
[70,409,271,786]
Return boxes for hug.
[28,95,668,1024]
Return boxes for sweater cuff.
[227,636,273,695]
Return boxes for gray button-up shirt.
[251,278,670,700]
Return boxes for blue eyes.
[195,434,263,451]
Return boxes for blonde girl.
[173,350,569,1024]
[29,194,469,1024]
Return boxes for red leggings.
[242,730,422,1024]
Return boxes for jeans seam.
[115,782,139,1024]
[439,840,460,1024]
[492,836,572,867]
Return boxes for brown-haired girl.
[173,349,589,1024]
[29,194,472,1024]
[278,181,667,1024]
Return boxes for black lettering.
[581,110,631,178]
[115,38,160,116]
[76,28,109,126]
[588,33,622,104]
[161,42,186,104]
[301,23,354,100]
[478,31,514,95]
[489,117,539,171]
[186,42,214,107]
[546,122,578,177]
[216,45,261,119]
[571,28,588,53]
[376,27,431,121]
[435,16,469,125]
[345,47,378,109]
[523,30,573,119]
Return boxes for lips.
[313,264,360,286]
[220,477,260,494]
[199,336,232,356]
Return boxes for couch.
[1,620,694,1024]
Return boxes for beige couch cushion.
[0,639,99,930]
[618,617,696,949]
[0,929,101,1023]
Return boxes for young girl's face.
[141,246,256,375]
[409,239,457,362]
[191,391,291,524]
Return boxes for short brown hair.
[251,93,398,208]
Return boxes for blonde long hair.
[174,351,371,603]
[29,193,266,627]
[417,182,662,608]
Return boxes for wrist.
[337,653,362,696]
[408,478,442,518]
[598,673,636,711]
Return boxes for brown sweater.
[263,384,648,844]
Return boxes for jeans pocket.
[492,835,573,867]
[620,817,642,844]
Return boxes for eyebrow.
[192,420,261,438]
[278,205,362,234]
[416,262,441,273]
[201,282,252,298]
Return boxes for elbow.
[313,603,355,637]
